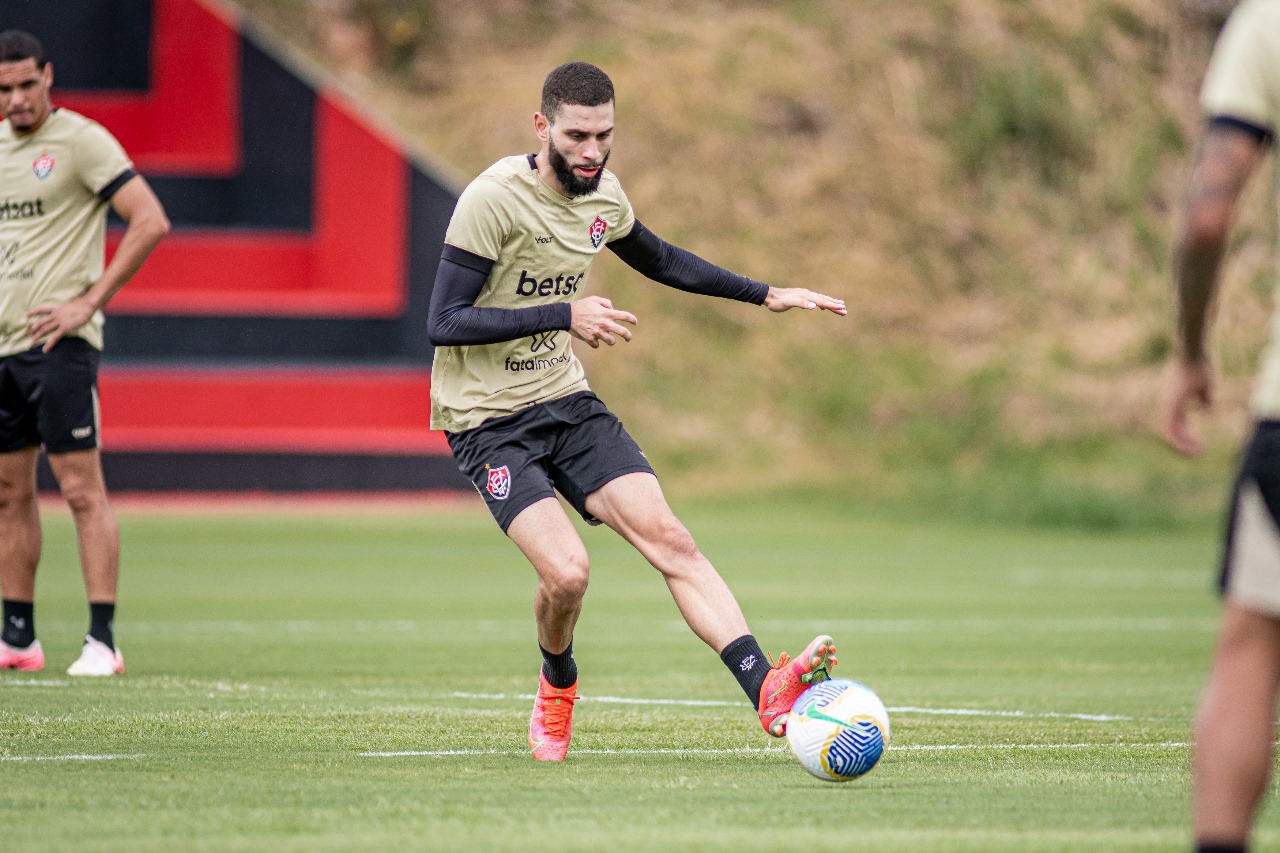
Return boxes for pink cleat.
[529,671,578,761]
[757,634,838,737]
[66,636,124,677]
[0,638,45,671]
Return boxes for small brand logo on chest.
[32,153,54,180]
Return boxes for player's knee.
[546,552,590,603]
[653,516,701,563]
[0,471,36,514]
[57,478,107,517]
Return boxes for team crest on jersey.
[589,215,608,249]
[32,153,54,180]
[485,465,512,500]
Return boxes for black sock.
[540,641,577,689]
[720,634,769,710]
[89,601,116,650]
[1196,843,1247,853]
[2,599,35,648]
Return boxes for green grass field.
[1,496,1272,852]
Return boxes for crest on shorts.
[589,215,608,249]
[32,153,54,180]
[485,465,511,500]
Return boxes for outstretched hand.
[570,295,638,349]
[763,287,847,315]
[1159,358,1213,457]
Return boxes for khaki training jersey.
[430,155,636,432]
[0,108,133,357]
[1201,0,1280,416]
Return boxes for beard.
[548,141,609,197]
[5,106,39,131]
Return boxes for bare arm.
[1160,122,1267,456]
[26,175,170,351]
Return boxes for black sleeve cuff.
[551,302,573,330]
[98,168,137,202]
[441,243,497,275]
[1209,115,1274,146]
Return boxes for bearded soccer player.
[427,62,846,761]
[0,31,169,676]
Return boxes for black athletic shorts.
[1220,420,1280,613]
[0,338,102,454]
[446,391,655,532]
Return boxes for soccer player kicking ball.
[427,62,845,761]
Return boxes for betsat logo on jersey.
[0,198,46,221]
[516,269,586,297]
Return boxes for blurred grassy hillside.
[236,0,1274,527]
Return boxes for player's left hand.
[1159,357,1213,457]
[763,287,847,315]
[25,296,97,352]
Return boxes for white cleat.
[66,636,124,677]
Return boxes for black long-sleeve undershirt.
[425,220,769,347]
[427,245,572,346]
[607,220,769,305]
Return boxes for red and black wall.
[7,0,468,491]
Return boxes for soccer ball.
[785,679,890,782]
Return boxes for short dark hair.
[0,30,47,68]
[541,62,614,122]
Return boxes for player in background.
[1159,3,1280,850]
[428,62,845,761]
[0,31,169,676]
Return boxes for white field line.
[0,754,145,762]
[739,617,1217,634]
[0,682,1139,723]
[96,619,529,635]
[2,680,69,687]
[890,706,1130,722]
[360,742,1192,758]
[896,742,1191,752]
[0,744,1205,762]
[363,746,789,757]
[451,692,1133,721]
[453,691,741,708]
[27,616,1214,635]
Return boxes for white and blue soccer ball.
[785,678,890,782]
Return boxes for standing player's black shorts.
[446,391,655,532]
[1220,419,1280,614]
[0,338,102,454]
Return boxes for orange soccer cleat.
[757,634,838,737]
[529,671,578,761]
